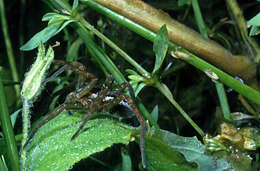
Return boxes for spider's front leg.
[23,103,82,148]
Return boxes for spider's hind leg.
[98,81,147,168]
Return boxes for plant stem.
[0,68,20,171]
[86,0,256,83]
[216,82,232,122]
[154,81,205,137]
[79,18,150,77]
[21,100,30,170]
[191,0,208,39]
[0,0,21,100]
[226,0,260,62]
[191,0,232,122]
[82,0,260,106]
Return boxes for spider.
[23,60,146,168]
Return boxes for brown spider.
[23,60,146,168]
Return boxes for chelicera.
[23,60,146,168]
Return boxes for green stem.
[191,1,232,122]
[191,0,208,39]
[82,0,260,105]
[76,24,125,83]
[0,0,21,100]
[21,100,31,170]
[79,18,150,77]
[226,0,260,61]
[215,82,232,122]
[154,81,205,137]
[0,68,20,171]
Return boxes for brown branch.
[94,0,257,84]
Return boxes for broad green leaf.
[24,111,135,171]
[152,24,168,74]
[145,132,197,171]
[148,129,231,171]
[248,13,260,26]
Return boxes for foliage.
[0,0,260,170]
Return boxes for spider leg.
[53,60,97,81]
[124,82,146,168]
[95,81,146,168]
[104,93,146,168]
[23,103,83,148]
[121,94,146,168]
[71,75,114,140]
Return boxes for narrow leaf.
[72,0,79,10]
[151,105,158,123]
[152,24,168,73]
[134,82,146,96]
[20,20,74,51]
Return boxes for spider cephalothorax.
[23,60,146,167]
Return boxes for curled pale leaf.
[21,43,54,101]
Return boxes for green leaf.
[0,155,8,171]
[152,24,168,74]
[148,129,232,171]
[21,43,54,101]
[125,69,139,76]
[72,0,79,10]
[249,26,260,36]
[121,148,132,171]
[178,0,191,6]
[128,75,145,83]
[10,109,21,128]
[42,13,60,21]
[25,111,135,171]
[21,14,74,51]
[151,105,158,123]
[66,38,82,61]
[134,82,146,96]
[145,132,197,171]
[248,13,260,26]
